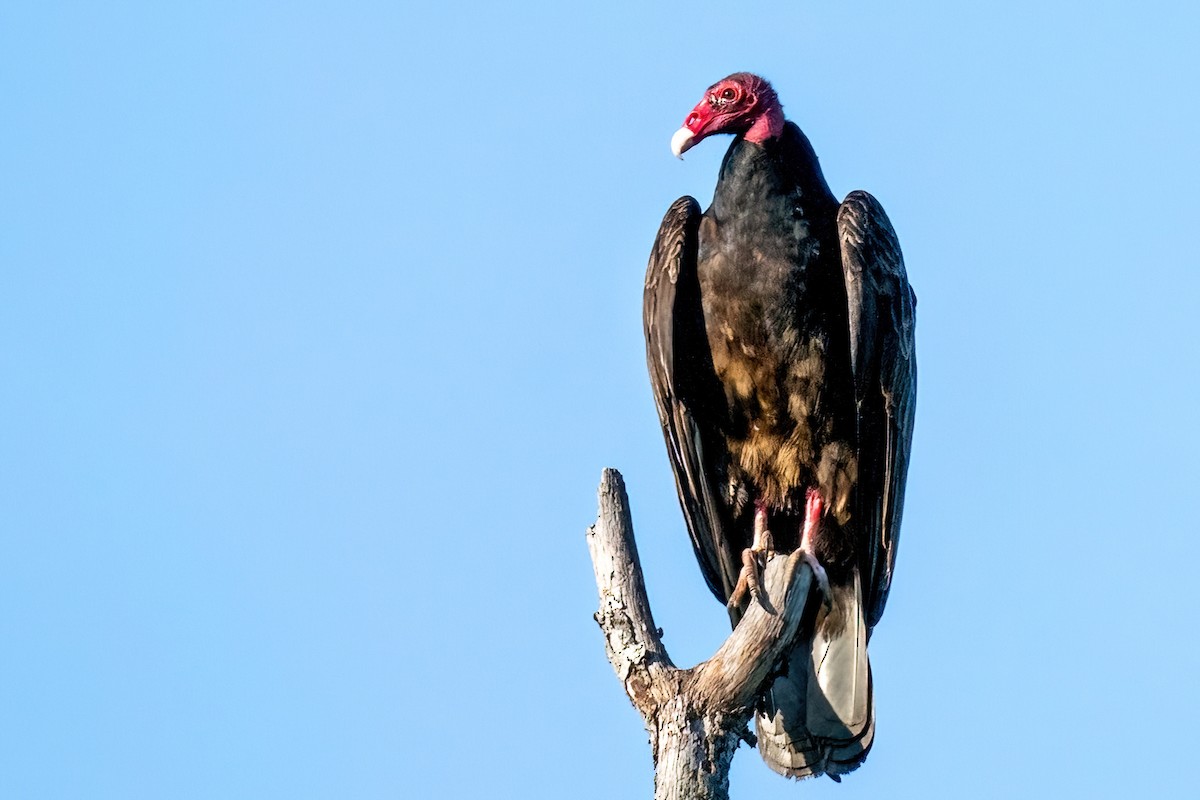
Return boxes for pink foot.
[727,502,776,611]
[800,489,832,608]
[752,501,775,554]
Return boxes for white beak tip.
[670,127,696,159]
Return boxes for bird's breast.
[696,211,841,508]
[693,133,855,513]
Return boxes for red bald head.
[670,72,785,158]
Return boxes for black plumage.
[644,74,916,780]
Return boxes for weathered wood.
[587,468,815,799]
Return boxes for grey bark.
[587,468,816,799]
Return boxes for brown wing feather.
[644,197,740,603]
[838,190,917,628]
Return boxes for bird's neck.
[743,105,785,144]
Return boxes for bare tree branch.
[586,468,816,799]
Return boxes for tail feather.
[756,570,874,780]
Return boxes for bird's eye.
[721,88,737,101]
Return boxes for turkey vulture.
[644,73,916,780]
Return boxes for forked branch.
[586,468,816,800]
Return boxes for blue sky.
[2,2,1198,797]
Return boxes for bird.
[644,72,916,780]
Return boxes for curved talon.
[724,554,744,609]
[743,548,762,601]
[798,549,833,610]
[729,546,775,612]
[729,501,779,613]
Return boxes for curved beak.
[670,126,696,159]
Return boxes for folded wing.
[838,190,917,628]
[643,197,742,603]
